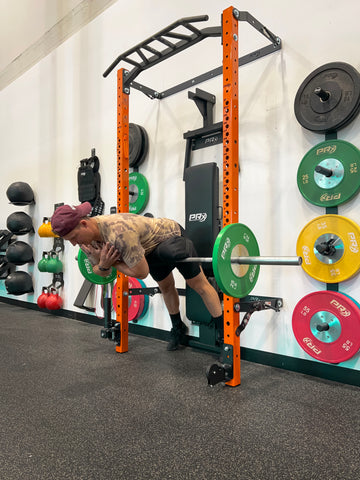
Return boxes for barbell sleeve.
[179,256,302,266]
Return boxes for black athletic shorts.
[145,225,201,282]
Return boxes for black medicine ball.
[6,182,34,205]
[5,271,33,295]
[6,241,34,265]
[7,212,33,235]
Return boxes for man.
[51,202,223,350]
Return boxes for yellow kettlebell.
[38,217,59,238]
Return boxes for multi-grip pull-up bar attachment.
[103,8,282,100]
[103,15,217,80]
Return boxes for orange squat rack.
[115,69,129,353]
[109,6,281,385]
[221,7,240,386]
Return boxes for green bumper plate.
[297,139,360,207]
[212,223,260,298]
[129,172,149,214]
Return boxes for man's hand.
[80,243,102,266]
[98,242,120,270]
[81,242,120,276]
[82,242,149,279]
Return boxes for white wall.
[1,0,360,372]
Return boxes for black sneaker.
[167,323,187,351]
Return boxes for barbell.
[77,223,301,298]
[180,256,301,265]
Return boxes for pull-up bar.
[103,15,218,80]
[103,9,282,99]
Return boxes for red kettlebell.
[45,288,63,310]
[37,287,49,309]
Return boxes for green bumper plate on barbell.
[297,139,360,207]
[78,249,117,285]
[296,214,360,283]
[129,172,149,214]
[292,291,360,363]
[212,223,260,298]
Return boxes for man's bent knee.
[185,271,211,294]
[157,273,176,294]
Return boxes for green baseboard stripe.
[1,295,359,387]
[240,347,360,387]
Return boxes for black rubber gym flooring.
[1,303,359,480]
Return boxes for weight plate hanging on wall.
[129,172,149,214]
[292,291,360,363]
[212,223,260,298]
[127,278,145,321]
[294,62,360,133]
[296,214,360,283]
[112,277,145,321]
[297,139,360,207]
[137,278,149,319]
[134,125,149,168]
[78,249,117,285]
[129,123,143,167]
